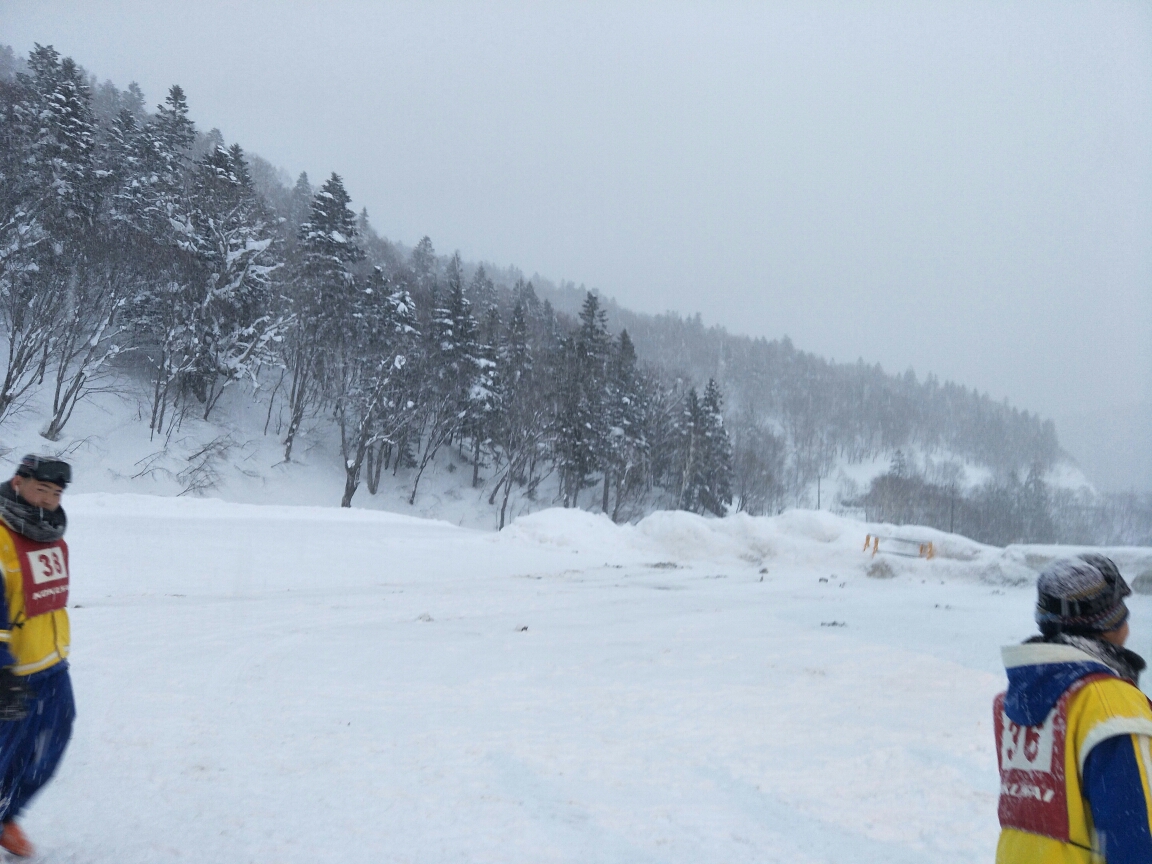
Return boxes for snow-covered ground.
[19,496,1152,863]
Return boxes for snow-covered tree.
[697,378,733,516]
[330,266,418,506]
[408,253,484,504]
[730,413,786,516]
[0,45,98,423]
[176,143,283,420]
[603,329,648,521]
[282,172,364,461]
[467,264,497,311]
[486,299,551,526]
[116,84,202,435]
[553,292,611,507]
[676,379,732,516]
[409,235,438,297]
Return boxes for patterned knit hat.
[1035,554,1130,635]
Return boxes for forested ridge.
[1,44,1147,543]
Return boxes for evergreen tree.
[41,100,134,439]
[408,251,483,504]
[730,413,785,515]
[469,303,501,487]
[698,378,733,516]
[675,380,733,516]
[117,84,201,435]
[331,265,418,506]
[282,172,364,461]
[409,235,438,298]
[604,330,648,521]
[487,298,550,526]
[178,143,283,420]
[553,292,611,507]
[676,387,703,512]
[21,46,99,237]
[286,171,312,237]
[467,264,497,311]
[0,46,99,423]
[1022,462,1056,543]
[120,83,195,236]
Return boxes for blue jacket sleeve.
[0,576,14,669]
[1083,734,1152,864]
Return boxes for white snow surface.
[19,495,1152,862]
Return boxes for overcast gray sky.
[3,1,1150,489]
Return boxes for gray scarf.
[1028,632,1147,685]
[0,481,66,543]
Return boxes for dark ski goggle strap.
[16,456,71,488]
[1037,574,1128,620]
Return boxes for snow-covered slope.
[24,497,1152,862]
[0,380,563,529]
[0,372,1095,531]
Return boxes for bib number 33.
[27,548,67,585]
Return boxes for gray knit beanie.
[1035,554,1130,636]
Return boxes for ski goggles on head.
[16,455,71,488]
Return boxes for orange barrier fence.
[863,534,935,560]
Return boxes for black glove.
[0,670,30,721]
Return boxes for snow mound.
[497,508,632,552]
[499,507,1150,588]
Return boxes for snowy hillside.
[26,495,1152,862]
[0,382,551,530]
[0,373,1100,538]
[1,38,1102,541]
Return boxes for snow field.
[20,497,1152,862]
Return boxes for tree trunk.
[263,368,286,436]
[365,442,379,495]
[283,398,306,462]
[409,430,446,505]
[499,472,514,529]
[612,465,625,523]
[472,436,482,487]
[203,376,228,421]
[488,465,505,505]
[341,471,358,507]
[339,417,368,508]
[283,351,311,462]
[365,441,387,495]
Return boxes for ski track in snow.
[16,496,1151,862]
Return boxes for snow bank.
[500,506,1140,588]
[70,488,1145,596]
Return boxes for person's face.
[1101,620,1130,647]
[11,476,64,511]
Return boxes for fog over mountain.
[1,1,1149,493]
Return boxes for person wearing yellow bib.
[0,455,74,859]
[994,554,1152,863]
